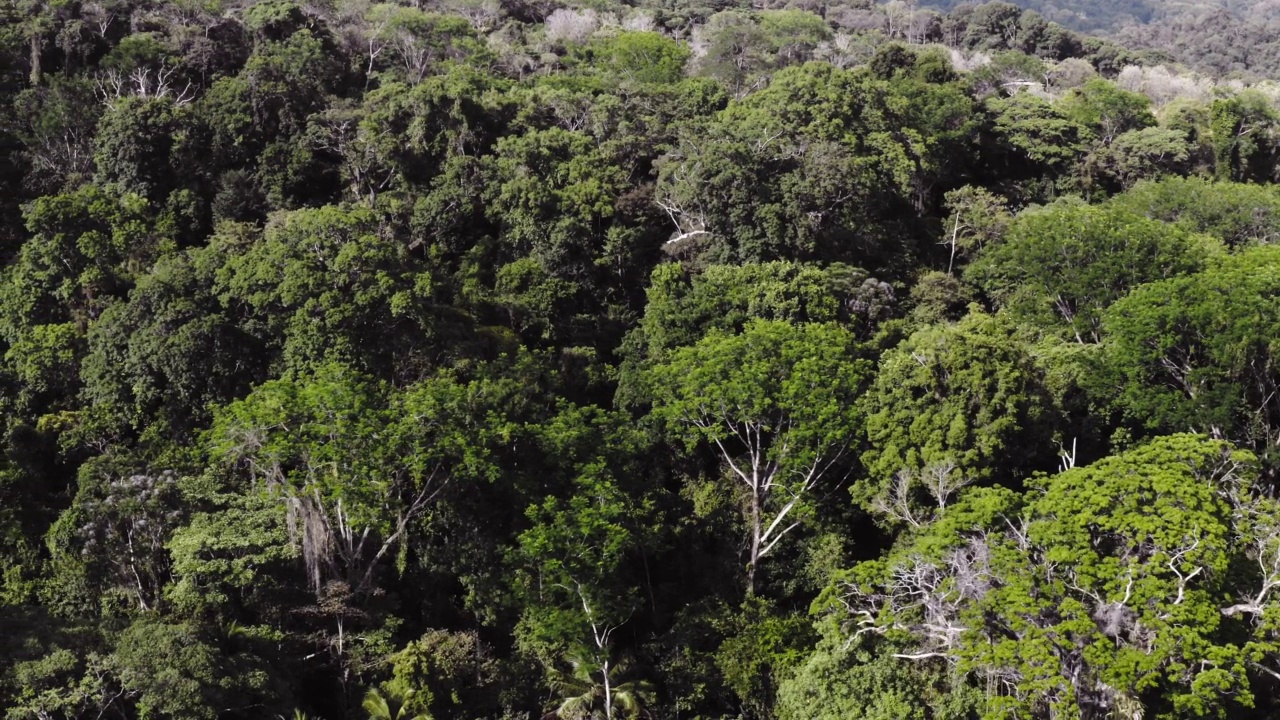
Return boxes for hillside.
[913,0,1158,33]
[913,0,1280,78]
[1116,0,1280,77]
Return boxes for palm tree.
[362,685,431,720]
[546,649,654,720]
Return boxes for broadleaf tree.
[646,318,868,593]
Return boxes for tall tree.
[860,310,1057,508]
[838,434,1280,719]
[646,319,868,593]
[1101,245,1280,454]
[966,200,1218,342]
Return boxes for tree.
[860,310,1056,506]
[1056,77,1155,145]
[713,597,814,719]
[239,27,343,143]
[80,248,262,439]
[758,10,833,67]
[482,127,630,299]
[837,434,1280,719]
[1100,245,1280,453]
[359,5,482,85]
[586,31,689,85]
[963,2,1024,51]
[966,50,1046,97]
[544,8,600,45]
[1045,57,1095,93]
[514,406,660,712]
[112,618,287,720]
[1109,176,1280,248]
[1210,91,1280,183]
[377,630,501,720]
[166,473,298,621]
[46,460,185,612]
[966,200,1218,342]
[690,12,774,96]
[1087,126,1190,190]
[938,186,1010,274]
[516,452,643,650]
[776,620,980,720]
[626,260,893,361]
[657,62,967,270]
[12,77,101,195]
[646,319,868,593]
[362,685,430,720]
[985,92,1086,190]
[353,65,512,193]
[306,102,400,204]
[93,95,190,202]
[207,363,500,602]
[906,271,976,325]
[1,185,168,336]
[211,205,436,377]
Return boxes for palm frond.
[362,689,395,720]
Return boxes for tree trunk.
[602,658,613,720]
[947,216,960,275]
[747,483,762,596]
[29,33,42,86]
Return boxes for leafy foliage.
[6,2,1280,718]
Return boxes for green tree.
[938,186,1010,275]
[240,27,343,143]
[1,185,168,336]
[1056,77,1155,145]
[646,319,868,592]
[963,1,1024,51]
[657,61,971,269]
[166,474,298,621]
[516,417,649,635]
[45,461,184,612]
[1100,245,1280,454]
[362,684,431,720]
[113,618,287,720]
[690,12,773,96]
[514,406,661,710]
[966,50,1046,97]
[1109,176,1280,248]
[1210,91,1280,183]
[861,310,1056,506]
[626,261,893,361]
[12,77,101,195]
[1087,126,1190,190]
[838,434,1280,719]
[985,92,1087,192]
[586,31,689,85]
[361,5,482,85]
[80,248,260,439]
[378,630,500,720]
[758,10,833,67]
[714,598,814,719]
[966,200,1218,342]
[776,621,980,720]
[212,205,436,376]
[482,127,630,313]
[93,96,190,202]
[207,363,501,600]
[354,66,512,193]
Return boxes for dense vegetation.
[9,1,1280,719]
